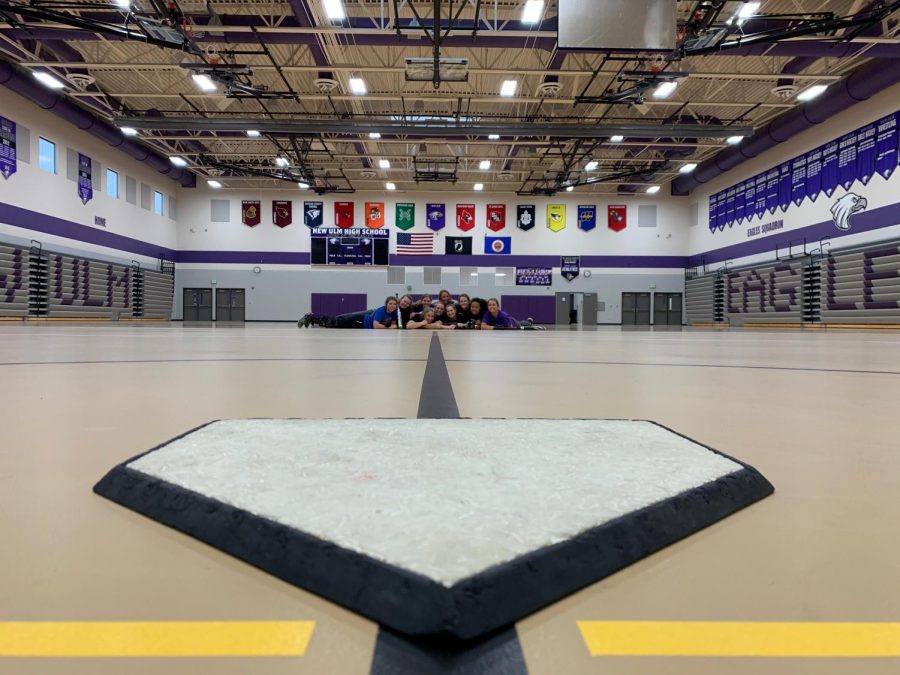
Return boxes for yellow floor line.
[577,621,900,658]
[0,621,315,658]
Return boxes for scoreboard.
[310,228,389,266]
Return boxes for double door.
[653,292,683,326]
[621,292,651,325]
[183,288,212,322]
[555,292,599,326]
[216,288,246,322]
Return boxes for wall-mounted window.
[495,267,515,287]
[460,267,479,287]
[38,137,56,173]
[106,169,119,198]
[153,191,164,215]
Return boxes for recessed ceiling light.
[169,156,188,167]
[500,80,518,97]
[679,163,698,174]
[33,71,65,89]
[488,134,500,140]
[246,130,261,137]
[652,81,678,99]
[115,0,130,8]
[726,136,743,145]
[207,180,223,189]
[298,182,310,189]
[275,157,289,168]
[368,132,381,139]
[474,183,484,191]
[191,73,217,92]
[610,135,624,143]
[385,182,396,191]
[323,0,345,20]
[479,160,491,170]
[566,185,574,192]
[379,159,390,169]
[646,185,660,194]
[521,0,544,24]
[584,160,598,171]
[120,127,138,137]
[738,2,761,19]
[797,84,828,101]
[349,78,367,95]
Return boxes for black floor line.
[0,356,428,367]
[416,334,461,419]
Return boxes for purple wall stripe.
[176,250,312,264]
[689,200,900,267]
[389,254,688,268]
[0,201,175,260]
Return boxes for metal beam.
[112,116,754,139]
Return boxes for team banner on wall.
[335,201,354,228]
[547,204,566,232]
[77,153,93,205]
[456,204,475,231]
[516,267,552,285]
[445,236,472,255]
[304,200,323,228]
[577,205,596,231]
[876,113,898,179]
[242,200,261,227]
[364,202,385,229]
[608,205,627,232]
[395,202,415,230]
[486,204,506,231]
[561,256,580,281]
[426,203,446,231]
[484,236,511,254]
[517,204,535,230]
[272,200,292,227]
[707,109,900,233]
[0,115,16,179]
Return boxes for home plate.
[94,418,773,640]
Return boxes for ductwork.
[0,60,195,187]
[672,58,900,195]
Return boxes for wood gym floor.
[1,323,899,674]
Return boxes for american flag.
[396,232,434,255]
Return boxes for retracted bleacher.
[0,243,29,317]
[139,269,175,318]
[685,275,717,324]
[725,260,804,326]
[820,241,900,324]
[46,252,132,318]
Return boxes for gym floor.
[1,323,898,674]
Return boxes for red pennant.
[486,204,506,231]
[334,201,354,228]
[456,204,475,231]
[242,200,261,227]
[608,204,627,232]
[272,200,292,227]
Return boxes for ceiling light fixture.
[726,136,744,145]
[191,73,217,92]
[474,183,484,191]
[33,71,65,89]
[275,157,289,167]
[379,159,391,169]
[298,182,310,189]
[679,163,698,174]
[169,156,188,167]
[120,127,138,137]
[349,77,367,95]
[652,81,678,99]
[500,80,518,97]
[738,2,761,19]
[610,135,624,143]
[323,0,346,20]
[386,182,396,191]
[521,0,544,24]
[479,160,491,170]
[584,160,599,171]
[646,185,660,194]
[207,180,223,189]
[115,0,130,8]
[368,132,381,139]
[488,134,500,140]
[566,185,574,192]
[246,130,261,137]
[797,84,828,101]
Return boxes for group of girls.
[298,289,544,330]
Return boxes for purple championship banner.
[560,256,580,281]
[708,108,900,232]
[0,115,16,179]
[516,267,552,286]
[77,153,93,204]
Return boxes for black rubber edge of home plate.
[92,335,774,660]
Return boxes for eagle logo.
[830,193,867,231]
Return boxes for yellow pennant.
[547,204,566,231]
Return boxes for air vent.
[361,169,376,179]
[537,82,562,97]
[67,73,95,90]
[314,78,338,93]
[499,172,514,181]
[771,84,799,99]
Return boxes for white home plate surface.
[95,418,773,640]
